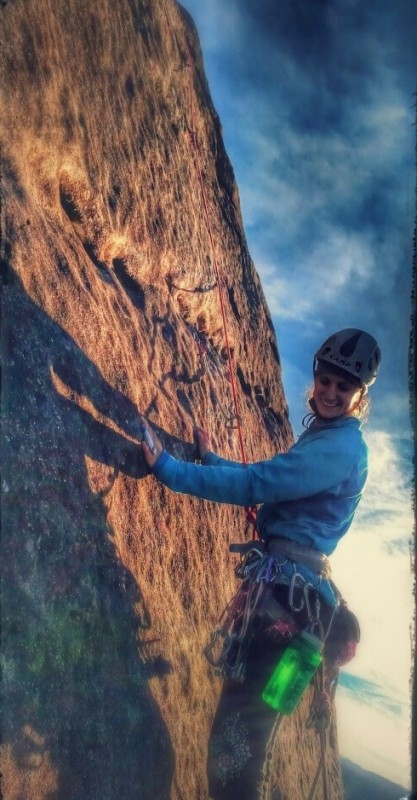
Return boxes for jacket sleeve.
[202,451,246,469]
[152,432,360,507]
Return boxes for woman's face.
[313,369,363,419]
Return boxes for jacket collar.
[309,414,361,430]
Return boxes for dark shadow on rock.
[112,258,146,311]
[1,270,175,799]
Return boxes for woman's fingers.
[139,418,210,467]
[194,426,210,457]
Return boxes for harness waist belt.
[266,537,332,580]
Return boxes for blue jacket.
[153,415,368,604]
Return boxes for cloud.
[330,431,413,787]
[339,673,404,716]
[356,429,413,534]
[255,261,317,321]
[331,429,413,693]
[304,229,376,295]
[253,225,377,324]
[336,686,411,786]
[181,0,243,62]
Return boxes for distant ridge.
[341,757,410,800]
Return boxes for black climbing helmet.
[314,329,381,387]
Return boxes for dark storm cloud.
[234,0,416,91]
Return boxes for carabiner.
[204,629,226,666]
[288,572,306,612]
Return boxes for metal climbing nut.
[139,422,157,455]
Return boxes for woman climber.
[140,328,380,800]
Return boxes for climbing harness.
[205,537,356,672]
[267,537,332,581]
[204,541,333,682]
[204,538,358,800]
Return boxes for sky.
[181,0,416,789]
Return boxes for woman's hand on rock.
[139,416,163,468]
[194,426,210,459]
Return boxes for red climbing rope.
[185,81,246,459]
[182,45,258,535]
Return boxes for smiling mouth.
[320,399,340,408]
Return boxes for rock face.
[0,1,343,798]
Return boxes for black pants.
[207,634,283,800]
[206,587,335,800]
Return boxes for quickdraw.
[204,544,329,682]
[204,575,267,681]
